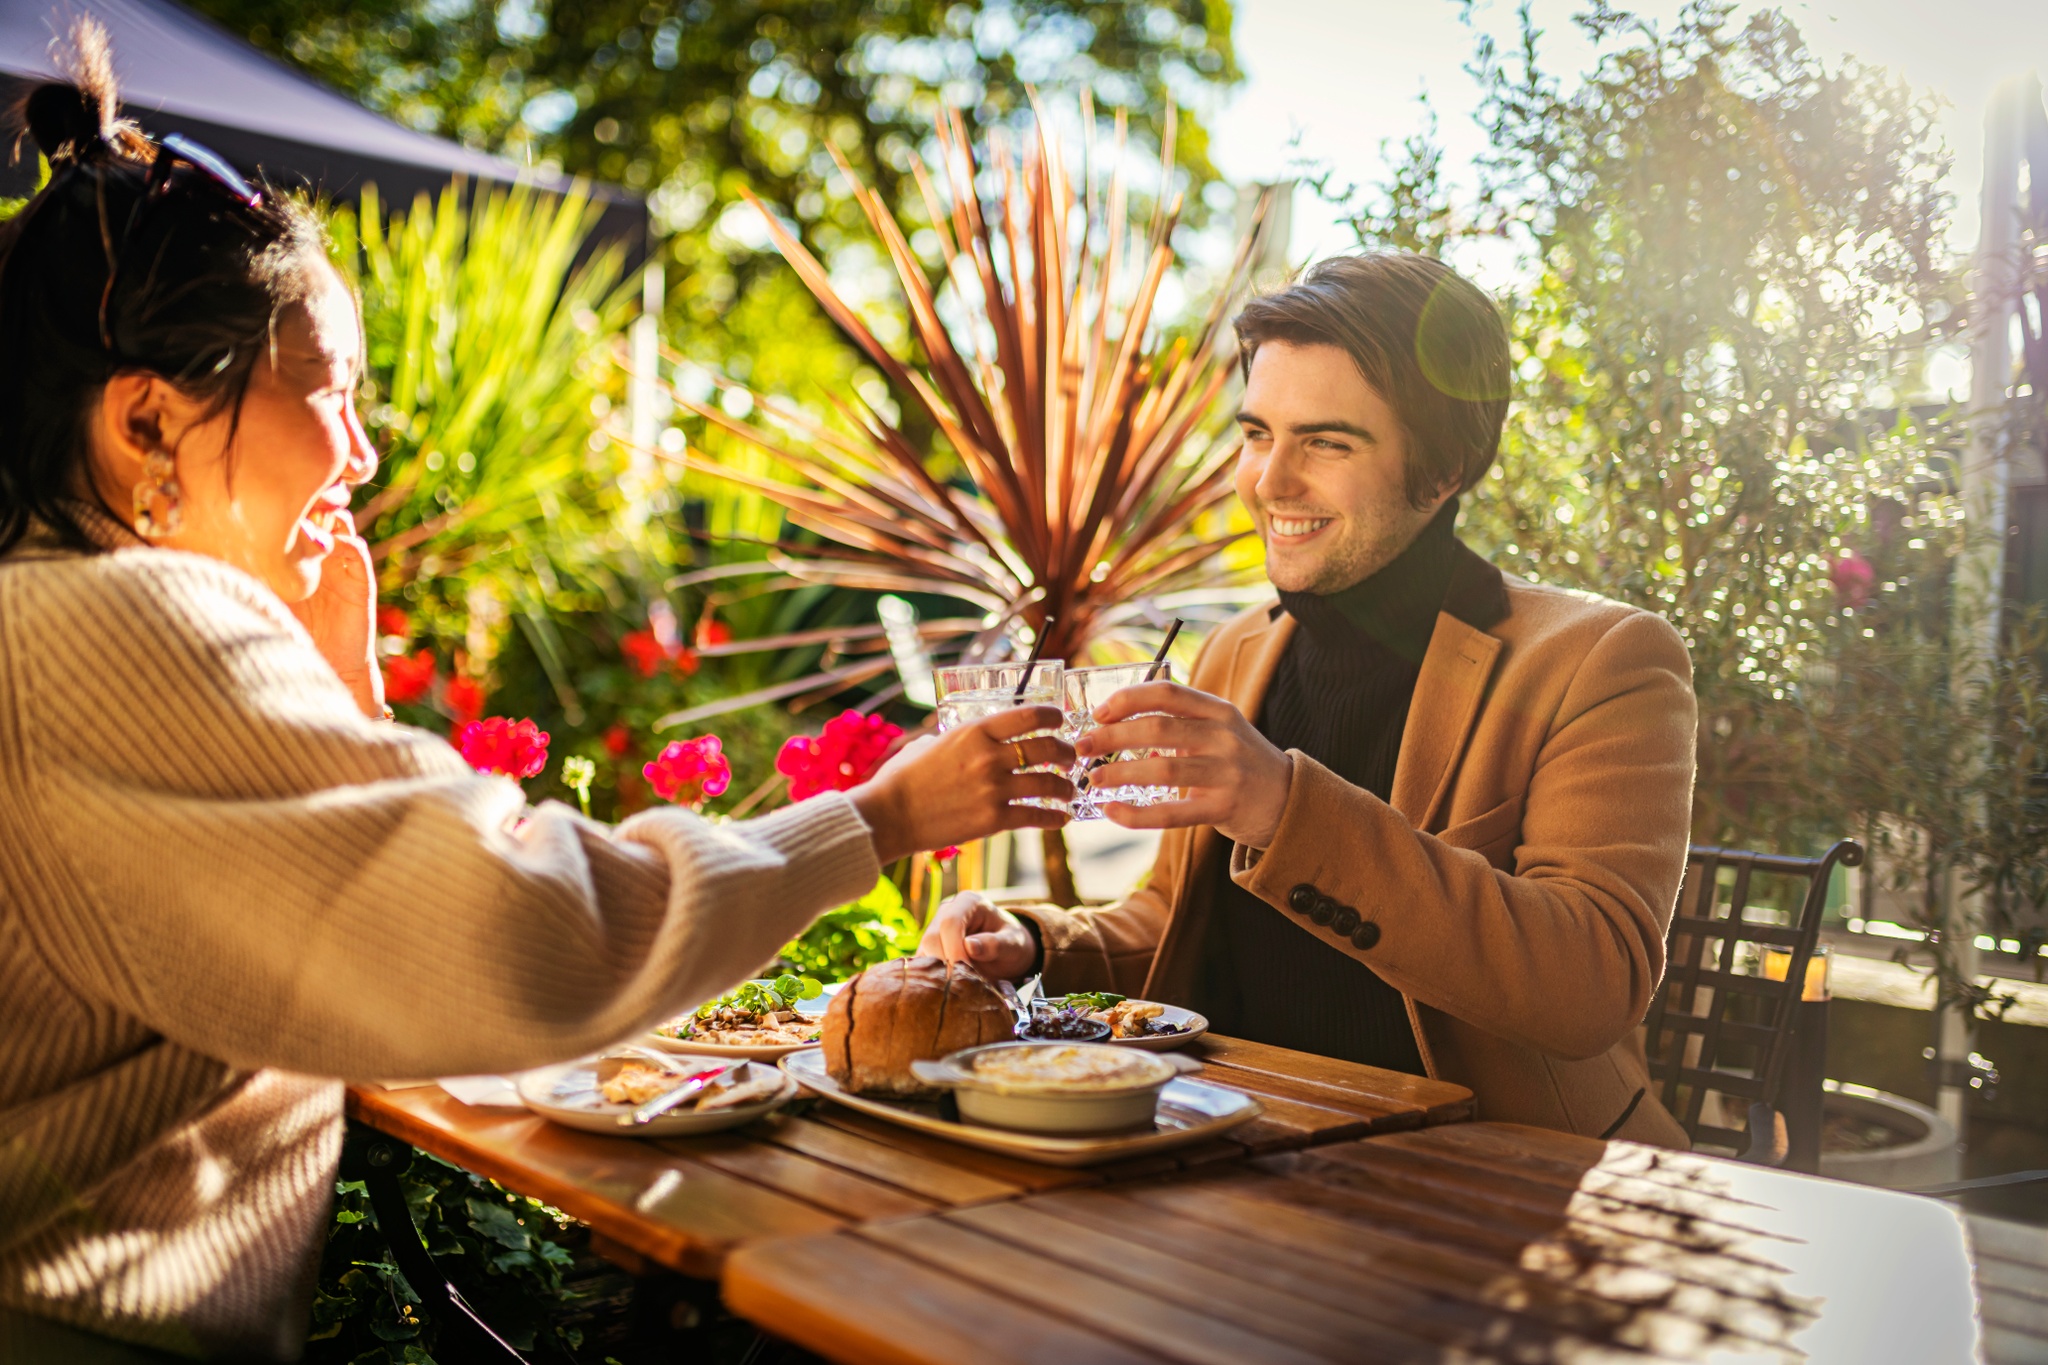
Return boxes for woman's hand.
[1076,681,1294,849]
[850,706,1073,864]
[917,891,1037,980]
[286,509,385,720]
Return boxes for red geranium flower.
[776,709,904,801]
[376,604,411,640]
[1830,549,1876,610]
[443,675,485,726]
[671,647,700,678]
[603,724,633,759]
[934,846,959,862]
[621,629,667,679]
[455,716,550,779]
[697,617,732,647]
[382,649,437,705]
[644,735,731,806]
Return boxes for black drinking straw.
[1147,618,1184,681]
[1080,619,1184,782]
[1012,616,1055,700]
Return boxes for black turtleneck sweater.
[1188,504,1468,1073]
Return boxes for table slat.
[857,1213,1332,1365]
[722,1228,1160,1365]
[1188,1036,1473,1124]
[750,1111,1025,1206]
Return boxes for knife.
[617,1062,741,1127]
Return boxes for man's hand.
[1075,682,1294,849]
[916,891,1038,980]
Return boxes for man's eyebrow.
[1292,420,1374,440]
[1235,410,1374,442]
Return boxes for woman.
[0,31,1074,1360]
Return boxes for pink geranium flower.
[776,709,904,801]
[644,735,732,806]
[456,716,550,779]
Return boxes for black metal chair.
[1642,839,1864,1164]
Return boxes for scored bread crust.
[822,956,1013,1095]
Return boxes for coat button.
[1310,896,1339,926]
[1330,905,1360,936]
[1288,884,1318,915]
[1350,922,1381,951]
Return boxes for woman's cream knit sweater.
[0,518,882,1359]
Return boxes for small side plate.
[1043,999,1208,1052]
[517,1058,796,1136]
[779,1049,1259,1167]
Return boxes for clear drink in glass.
[1063,661,1176,820]
[934,660,1066,809]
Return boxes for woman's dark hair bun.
[16,18,143,165]
[23,81,104,162]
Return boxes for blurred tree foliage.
[187,0,1239,348]
[1344,1,1965,849]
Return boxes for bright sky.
[1207,0,2048,270]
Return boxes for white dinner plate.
[516,1056,796,1136]
[779,1049,1259,1167]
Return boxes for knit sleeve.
[6,550,880,1078]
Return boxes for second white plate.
[516,1057,796,1136]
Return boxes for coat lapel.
[1389,613,1503,829]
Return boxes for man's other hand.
[916,892,1037,980]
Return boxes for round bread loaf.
[822,956,1015,1095]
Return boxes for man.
[920,252,1697,1146]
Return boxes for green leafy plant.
[307,1154,589,1363]
[777,874,922,982]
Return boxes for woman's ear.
[87,374,201,522]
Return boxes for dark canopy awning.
[0,0,646,250]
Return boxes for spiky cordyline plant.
[666,101,1273,715]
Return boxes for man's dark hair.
[1233,252,1512,509]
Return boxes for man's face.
[1234,340,1449,595]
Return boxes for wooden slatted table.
[724,1120,2007,1364]
[345,1034,1471,1278]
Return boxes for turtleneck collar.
[1275,498,1464,665]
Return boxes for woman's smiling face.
[92,262,378,601]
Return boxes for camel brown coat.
[1021,557,1697,1147]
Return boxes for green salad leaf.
[1056,991,1128,1013]
[692,975,824,1021]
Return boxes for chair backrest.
[1642,839,1864,1157]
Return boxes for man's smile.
[1267,514,1335,543]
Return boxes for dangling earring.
[132,446,183,538]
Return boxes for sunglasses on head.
[97,131,264,363]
